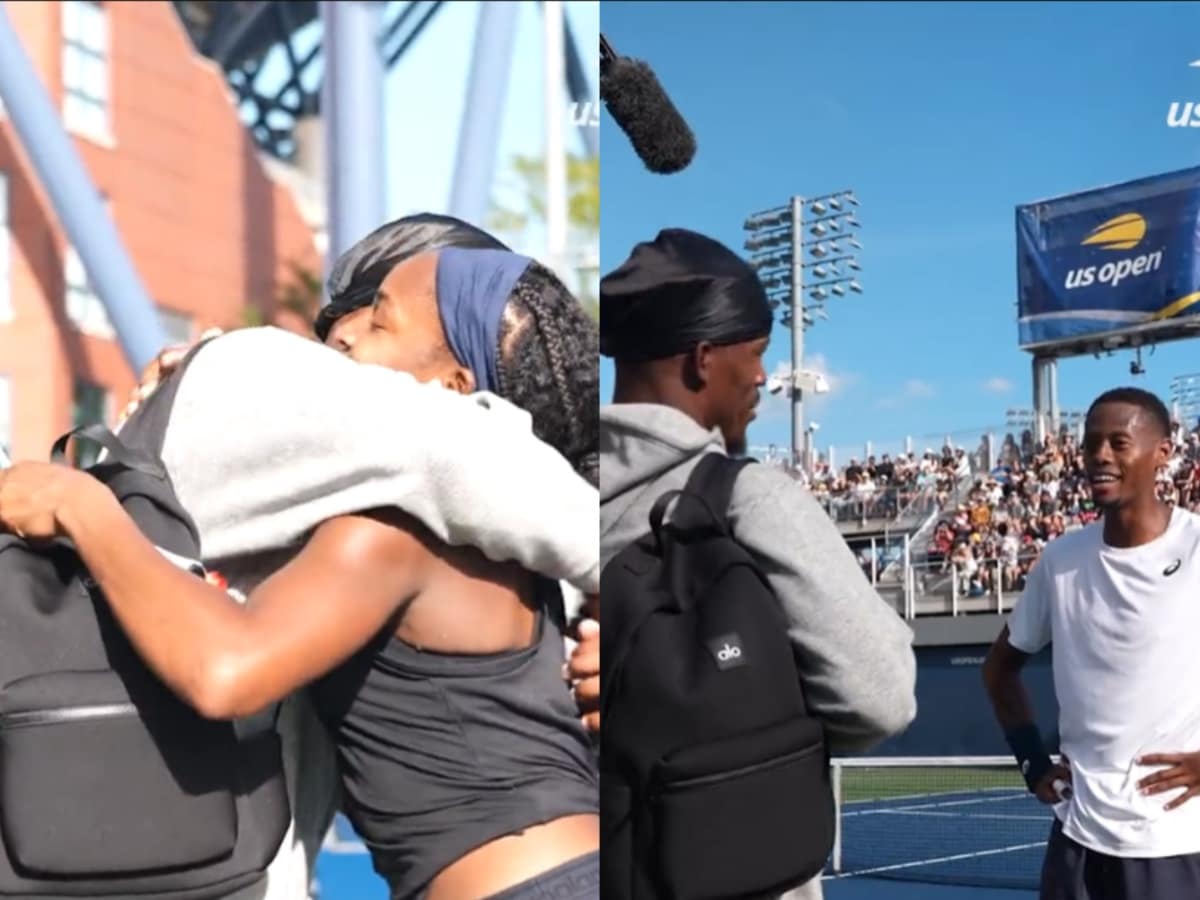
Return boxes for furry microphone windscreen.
[600,55,697,175]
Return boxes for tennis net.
[827,756,1059,890]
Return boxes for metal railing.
[892,482,943,526]
[817,486,917,526]
[856,551,1043,620]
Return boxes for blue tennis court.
[314,776,1054,899]
[828,760,1055,894]
[825,879,1036,899]
[312,816,386,900]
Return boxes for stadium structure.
[0,0,593,463]
[769,164,1200,768]
[0,5,593,896]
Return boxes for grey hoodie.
[601,404,918,899]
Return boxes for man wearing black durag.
[598,228,917,900]
[600,228,774,455]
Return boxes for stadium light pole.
[744,191,863,469]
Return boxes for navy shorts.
[1041,819,1200,900]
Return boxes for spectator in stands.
[877,453,896,483]
[997,521,1021,591]
[930,520,954,568]
[845,457,864,484]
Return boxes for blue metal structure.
[172,1,597,163]
[0,1,595,372]
[447,1,520,226]
[321,1,386,266]
[175,0,598,295]
[0,5,167,372]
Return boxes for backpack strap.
[601,453,757,727]
[648,452,756,543]
[52,393,282,738]
[115,337,218,458]
[686,452,756,526]
[51,424,166,479]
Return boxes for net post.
[831,758,843,873]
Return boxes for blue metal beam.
[0,5,167,372]
[559,10,598,158]
[321,0,386,286]
[448,1,519,226]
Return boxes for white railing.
[859,552,1042,620]
[816,484,931,527]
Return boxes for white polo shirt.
[1008,505,1200,858]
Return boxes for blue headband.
[435,248,534,394]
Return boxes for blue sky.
[262,1,598,259]
[378,0,597,230]
[601,0,1200,462]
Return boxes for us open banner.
[1017,166,1200,351]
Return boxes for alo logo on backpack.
[707,633,747,671]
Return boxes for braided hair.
[497,261,599,488]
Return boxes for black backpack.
[0,409,289,892]
[600,453,835,900]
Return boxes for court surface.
[825,879,1037,899]
[824,763,1053,898]
[314,779,1054,900]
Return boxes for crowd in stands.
[768,420,1200,597]
[788,445,976,522]
[927,421,1200,596]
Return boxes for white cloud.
[904,379,936,399]
[875,378,936,409]
[983,377,1013,394]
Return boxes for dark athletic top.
[308,582,599,900]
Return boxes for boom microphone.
[600,34,696,175]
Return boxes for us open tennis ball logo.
[1065,213,1163,290]
[1082,213,1146,250]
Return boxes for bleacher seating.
[765,420,1200,615]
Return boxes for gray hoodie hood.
[600,404,719,494]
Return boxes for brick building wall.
[0,0,320,459]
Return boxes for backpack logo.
[708,633,747,671]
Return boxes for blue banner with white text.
[1017,166,1200,350]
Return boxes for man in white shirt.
[983,386,1200,900]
